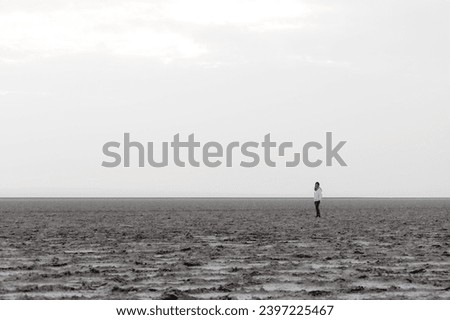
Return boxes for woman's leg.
[315,201,321,217]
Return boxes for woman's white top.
[314,187,322,201]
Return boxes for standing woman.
[314,182,322,217]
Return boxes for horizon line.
[0,196,449,200]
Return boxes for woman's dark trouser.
[314,201,321,217]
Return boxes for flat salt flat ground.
[0,198,449,299]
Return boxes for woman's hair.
[315,182,320,186]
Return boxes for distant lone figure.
[314,182,322,217]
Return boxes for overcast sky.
[1,0,449,197]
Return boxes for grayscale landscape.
[1,198,449,299]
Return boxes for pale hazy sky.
[1,0,449,197]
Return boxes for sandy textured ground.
[0,198,449,299]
